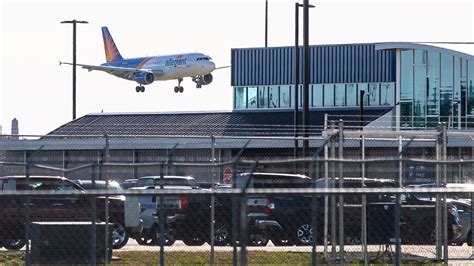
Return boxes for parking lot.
[1,127,474,264]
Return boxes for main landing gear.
[174,78,184,93]
[135,85,145,93]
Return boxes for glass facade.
[269,86,279,108]
[335,84,345,106]
[280,86,291,108]
[400,49,474,129]
[234,82,395,110]
[312,84,323,107]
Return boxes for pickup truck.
[0,176,142,250]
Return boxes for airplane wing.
[215,65,231,70]
[59,61,164,76]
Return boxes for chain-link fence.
[0,123,474,265]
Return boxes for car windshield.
[137,177,199,188]
[80,181,123,190]
[235,174,312,189]
[18,179,83,192]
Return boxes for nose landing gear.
[192,76,203,88]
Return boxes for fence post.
[329,121,337,261]
[232,193,238,266]
[210,135,216,266]
[442,123,448,264]
[436,123,442,261]
[337,120,344,263]
[159,162,165,266]
[394,135,402,265]
[239,191,248,266]
[323,114,329,260]
[230,140,251,266]
[361,134,368,266]
[91,162,98,266]
[103,135,110,264]
[311,194,318,266]
[24,151,31,266]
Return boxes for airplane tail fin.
[102,27,123,62]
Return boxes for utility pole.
[294,2,300,164]
[302,0,311,158]
[265,0,268,47]
[61,20,88,120]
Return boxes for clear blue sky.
[1,0,473,135]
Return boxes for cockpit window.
[197,57,212,61]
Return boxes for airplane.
[60,27,228,93]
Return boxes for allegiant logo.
[165,57,187,67]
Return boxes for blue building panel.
[232,44,396,86]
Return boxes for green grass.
[112,251,314,265]
[0,251,437,265]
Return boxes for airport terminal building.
[2,42,474,182]
[231,42,474,130]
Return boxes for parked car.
[449,199,472,246]
[407,182,474,201]
[133,175,217,246]
[267,177,462,246]
[75,179,126,200]
[0,176,142,250]
[120,179,138,189]
[134,191,177,246]
[134,175,200,189]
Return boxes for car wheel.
[208,223,230,246]
[3,238,26,250]
[294,222,313,246]
[467,231,472,246]
[152,226,176,246]
[270,232,293,246]
[249,233,269,246]
[112,222,129,249]
[182,235,206,246]
[136,234,154,246]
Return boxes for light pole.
[265,0,268,47]
[294,2,314,163]
[61,20,88,120]
[302,0,312,158]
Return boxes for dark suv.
[0,176,142,250]
[232,172,313,246]
[268,177,462,246]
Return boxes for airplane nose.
[208,61,215,72]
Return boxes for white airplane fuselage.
[103,53,216,81]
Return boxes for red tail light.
[264,197,275,214]
[179,195,190,213]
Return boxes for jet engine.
[201,74,213,85]
[134,72,155,85]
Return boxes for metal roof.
[46,108,392,137]
[374,42,474,60]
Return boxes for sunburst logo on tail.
[102,27,123,62]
